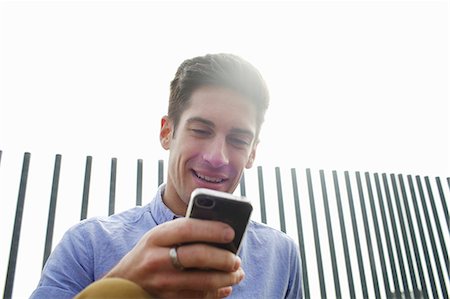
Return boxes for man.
[31,53,302,298]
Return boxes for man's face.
[160,85,258,215]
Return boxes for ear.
[245,140,259,169]
[160,116,172,150]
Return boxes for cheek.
[173,142,203,169]
[229,152,251,172]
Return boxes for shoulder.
[59,205,153,251]
[246,220,299,253]
[71,205,150,234]
[247,220,296,242]
[53,204,155,276]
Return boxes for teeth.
[196,172,224,183]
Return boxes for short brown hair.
[168,53,269,137]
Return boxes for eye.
[190,128,211,137]
[227,136,251,148]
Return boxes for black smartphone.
[186,188,253,254]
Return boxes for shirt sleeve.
[30,223,94,299]
[286,242,303,299]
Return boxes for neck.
[162,183,188,216]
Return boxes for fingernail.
[220,287,232,297]
[223,227,234,242]
[233,256,241,271]
[239,269,245,282]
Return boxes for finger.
[150,268,245,292]
[160,287,232,299]
[180,268,244,291]
[176,244,241,272]
[217,286,233,298]
[198,287,233,298]
[151,218,235,247]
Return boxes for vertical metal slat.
[108,158,117,216]
[257,166,267,224]
[275,167,286,233]
[365,172,391,298]
[374,173,400,296]
[4,152,31,299]
[356,172,380,299]
[382,173,410,299]
[345,171,368,299]
[80,156,92,220]
[408,175,437,298]
[239,172,246,197]
[291,168,310,299]
[136,159,143,206]
[390,174,418,295]
[398,174,428,298]
[333,171,356,299]
[306,168,327,298]
[320,170,341,299]
[435,177,449,237]
[416,176,448,299]
[158,160,164,187]
[424,177,450,276]
[42,154,62,268]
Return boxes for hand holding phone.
[186,188,253,254]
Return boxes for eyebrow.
[186,117,255,139]
[186,117,215,128]
[230,128,255,139]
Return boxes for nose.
[202,137,229,168]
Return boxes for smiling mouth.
[193,170,226,184]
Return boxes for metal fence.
[1,151,449,299]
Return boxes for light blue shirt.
[31,185,302,298]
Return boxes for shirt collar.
[148,184,183,224]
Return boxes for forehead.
[181,85,257,133]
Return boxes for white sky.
[1,0,448,176]
[0,1,449,298]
